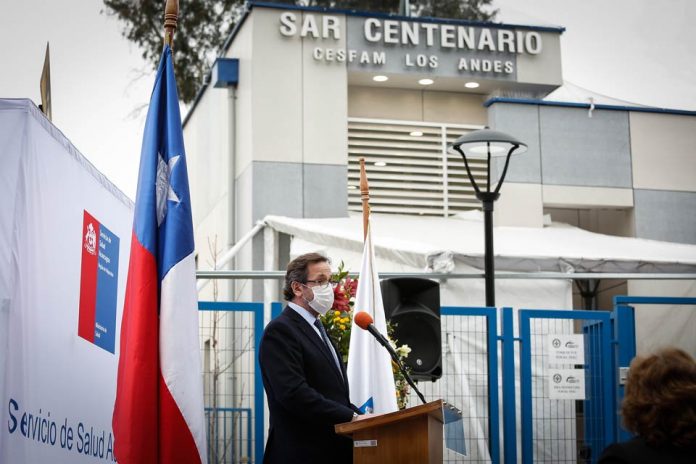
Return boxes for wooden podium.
[335,400,444,464]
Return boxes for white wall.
[630,112,696,192]
[494,182,544,228]
[349,86,488,125]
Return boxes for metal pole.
[478,191,499,307]
[482,197,495,307]
[195,270,696,281]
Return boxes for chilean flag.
[112,45,206,463]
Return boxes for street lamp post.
[449,129,527,307]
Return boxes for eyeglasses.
[304,280,337,290]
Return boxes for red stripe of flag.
[112,233,159,463]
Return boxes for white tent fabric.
[265,212,696,275]
[544,81,651,108]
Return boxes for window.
[348,118,486,216]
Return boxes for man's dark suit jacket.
[259,306,360,464]
[599,437,695,464]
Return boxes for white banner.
[0,100,133,462]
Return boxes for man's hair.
[283,252,330,301]
[621,347,696,447]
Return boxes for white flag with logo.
[347,223,398,414]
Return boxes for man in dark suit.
[259,253,366,464]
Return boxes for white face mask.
[304,284,334,316]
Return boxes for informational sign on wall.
[548,334,585,365]
[548,369,586,400]
[276,9,563,86]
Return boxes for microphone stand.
[388,349,428,406]
[369,327,427,405]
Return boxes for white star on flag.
[156,153,181,226]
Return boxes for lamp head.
[448,129,528,159]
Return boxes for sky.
[1,0,695,200]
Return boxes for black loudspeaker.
[380,278,442,381]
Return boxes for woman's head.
[622,347,696,447]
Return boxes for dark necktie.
[313,319,343,378]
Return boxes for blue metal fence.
[204,407,252,463]
[198,301,265,464]
[198,300,648,463]
[500,307,518,464]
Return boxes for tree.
[103,0,244,104]
[415,0,497,21]
[103,0,497,102]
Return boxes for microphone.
[354,311,427,405]
[354,311,392,349]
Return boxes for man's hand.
[351,413,374,422]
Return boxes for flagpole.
[359,157,370,242]
[164,0,179,49]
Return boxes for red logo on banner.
[78,211,99,343]
[84,222,97,255]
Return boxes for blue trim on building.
[484,97,696,116]
[212,58,240,88]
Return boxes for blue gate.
[518,309,614,464]
[611,296,696,441]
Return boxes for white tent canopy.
[264,211,696,275]
[544,81,651,108]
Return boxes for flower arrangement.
[387,335,412,410]
[319,262,412,410]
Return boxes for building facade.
[183,4,696,461]
[183,2,696,304]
